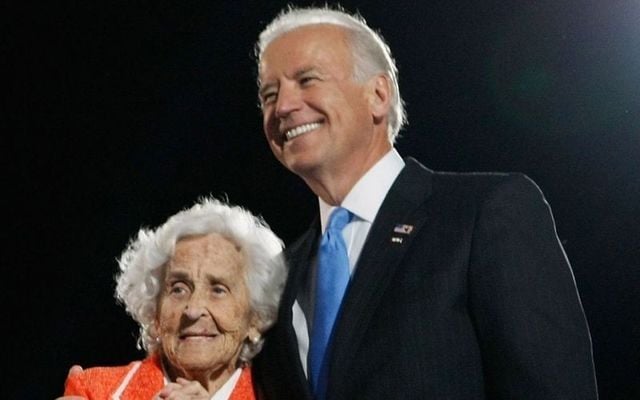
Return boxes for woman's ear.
[149,321,162,343]
[247,326,261,344]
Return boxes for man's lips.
[282,121,323,141]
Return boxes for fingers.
[156,378,209,399]
[68,365,84,376]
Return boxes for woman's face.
[155,233,258,380]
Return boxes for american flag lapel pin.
[391,223,414,244]
[394,224,414,234]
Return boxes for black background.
[7,1,639,398]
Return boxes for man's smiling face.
[259,24,380,180]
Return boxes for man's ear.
[368,73,392,122]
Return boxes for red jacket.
[64,354,257,400]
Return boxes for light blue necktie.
[309,207,352,400]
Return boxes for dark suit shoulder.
[429,169,544,202]
[405,156,535,190]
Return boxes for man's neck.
[303,146,394,205]
[303,174,358,206]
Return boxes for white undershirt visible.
[292,148,405,376]
[210,368,243,400]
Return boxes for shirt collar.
[319,148,405,231]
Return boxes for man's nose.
[275,84,302,119]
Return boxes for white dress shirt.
[292,148,405,375]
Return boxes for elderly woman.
[60,197,287,399]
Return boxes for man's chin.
[283,157,320,177]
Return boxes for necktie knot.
[326,207,352,234]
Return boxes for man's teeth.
[285,122,321,140]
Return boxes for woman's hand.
[55,365,86,400]
[156,377,210,399]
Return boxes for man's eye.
[262,92,277,105]
[300,76,316,85]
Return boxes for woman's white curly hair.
[114,196,287,364]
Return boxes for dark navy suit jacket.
[254,157,598,399]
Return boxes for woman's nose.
[183,294,208,320]
[183,304,206,320]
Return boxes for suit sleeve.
[468,174,598,399]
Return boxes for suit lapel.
[327,158,434,394]
[279,219,320,397]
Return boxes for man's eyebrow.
[259,67,320,95]
[294,67,323,80]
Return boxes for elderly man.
[253,6,598,400]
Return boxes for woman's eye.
[169,282,189,296]
[212,284,229,296]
